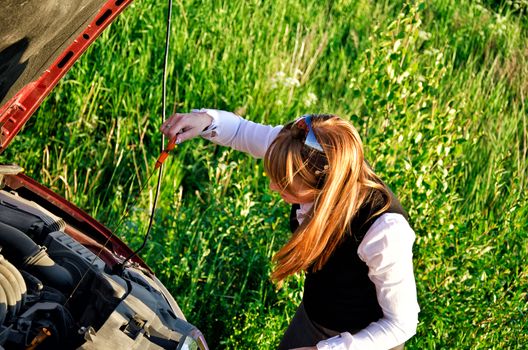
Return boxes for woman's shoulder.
[370,212,412,231]
[357,213,416,260]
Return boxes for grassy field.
[2,0,527,348]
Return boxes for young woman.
[160,109,420,350]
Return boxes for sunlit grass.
[1,0,526,348]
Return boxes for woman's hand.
[160,110,213,143]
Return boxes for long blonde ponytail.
[264,115,391,283]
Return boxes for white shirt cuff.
[193,108,241,143]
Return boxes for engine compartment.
[0,183,204,350]
[0,188,116,348]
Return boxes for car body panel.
[0,0,133,151]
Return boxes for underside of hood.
[0,0,132,152]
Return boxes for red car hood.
[0,0,151,269]
[0,0,133,152]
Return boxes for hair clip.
[314,165,329,176]
[292,115,325,153]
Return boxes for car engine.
[0,187,204,350]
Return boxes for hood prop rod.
[119,0,174,269]
[64,0,175,307]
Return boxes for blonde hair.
[264,115,391,283]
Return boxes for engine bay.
[0,178,203,350]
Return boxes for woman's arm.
[199,109,282,158]
[161,109,282,159]
[317,213,420,350]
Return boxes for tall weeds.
[2,0,526,348]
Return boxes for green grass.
[2,0,527,348]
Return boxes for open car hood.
[0,0,153,285]
[0,0,132,152]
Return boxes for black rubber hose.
[0,222,73,292]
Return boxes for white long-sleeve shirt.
[198,109,420,350]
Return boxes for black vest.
[290,188,408,332]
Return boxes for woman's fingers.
[174,128,199,144]
[160,111,212,143]
[160,113,185,137]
